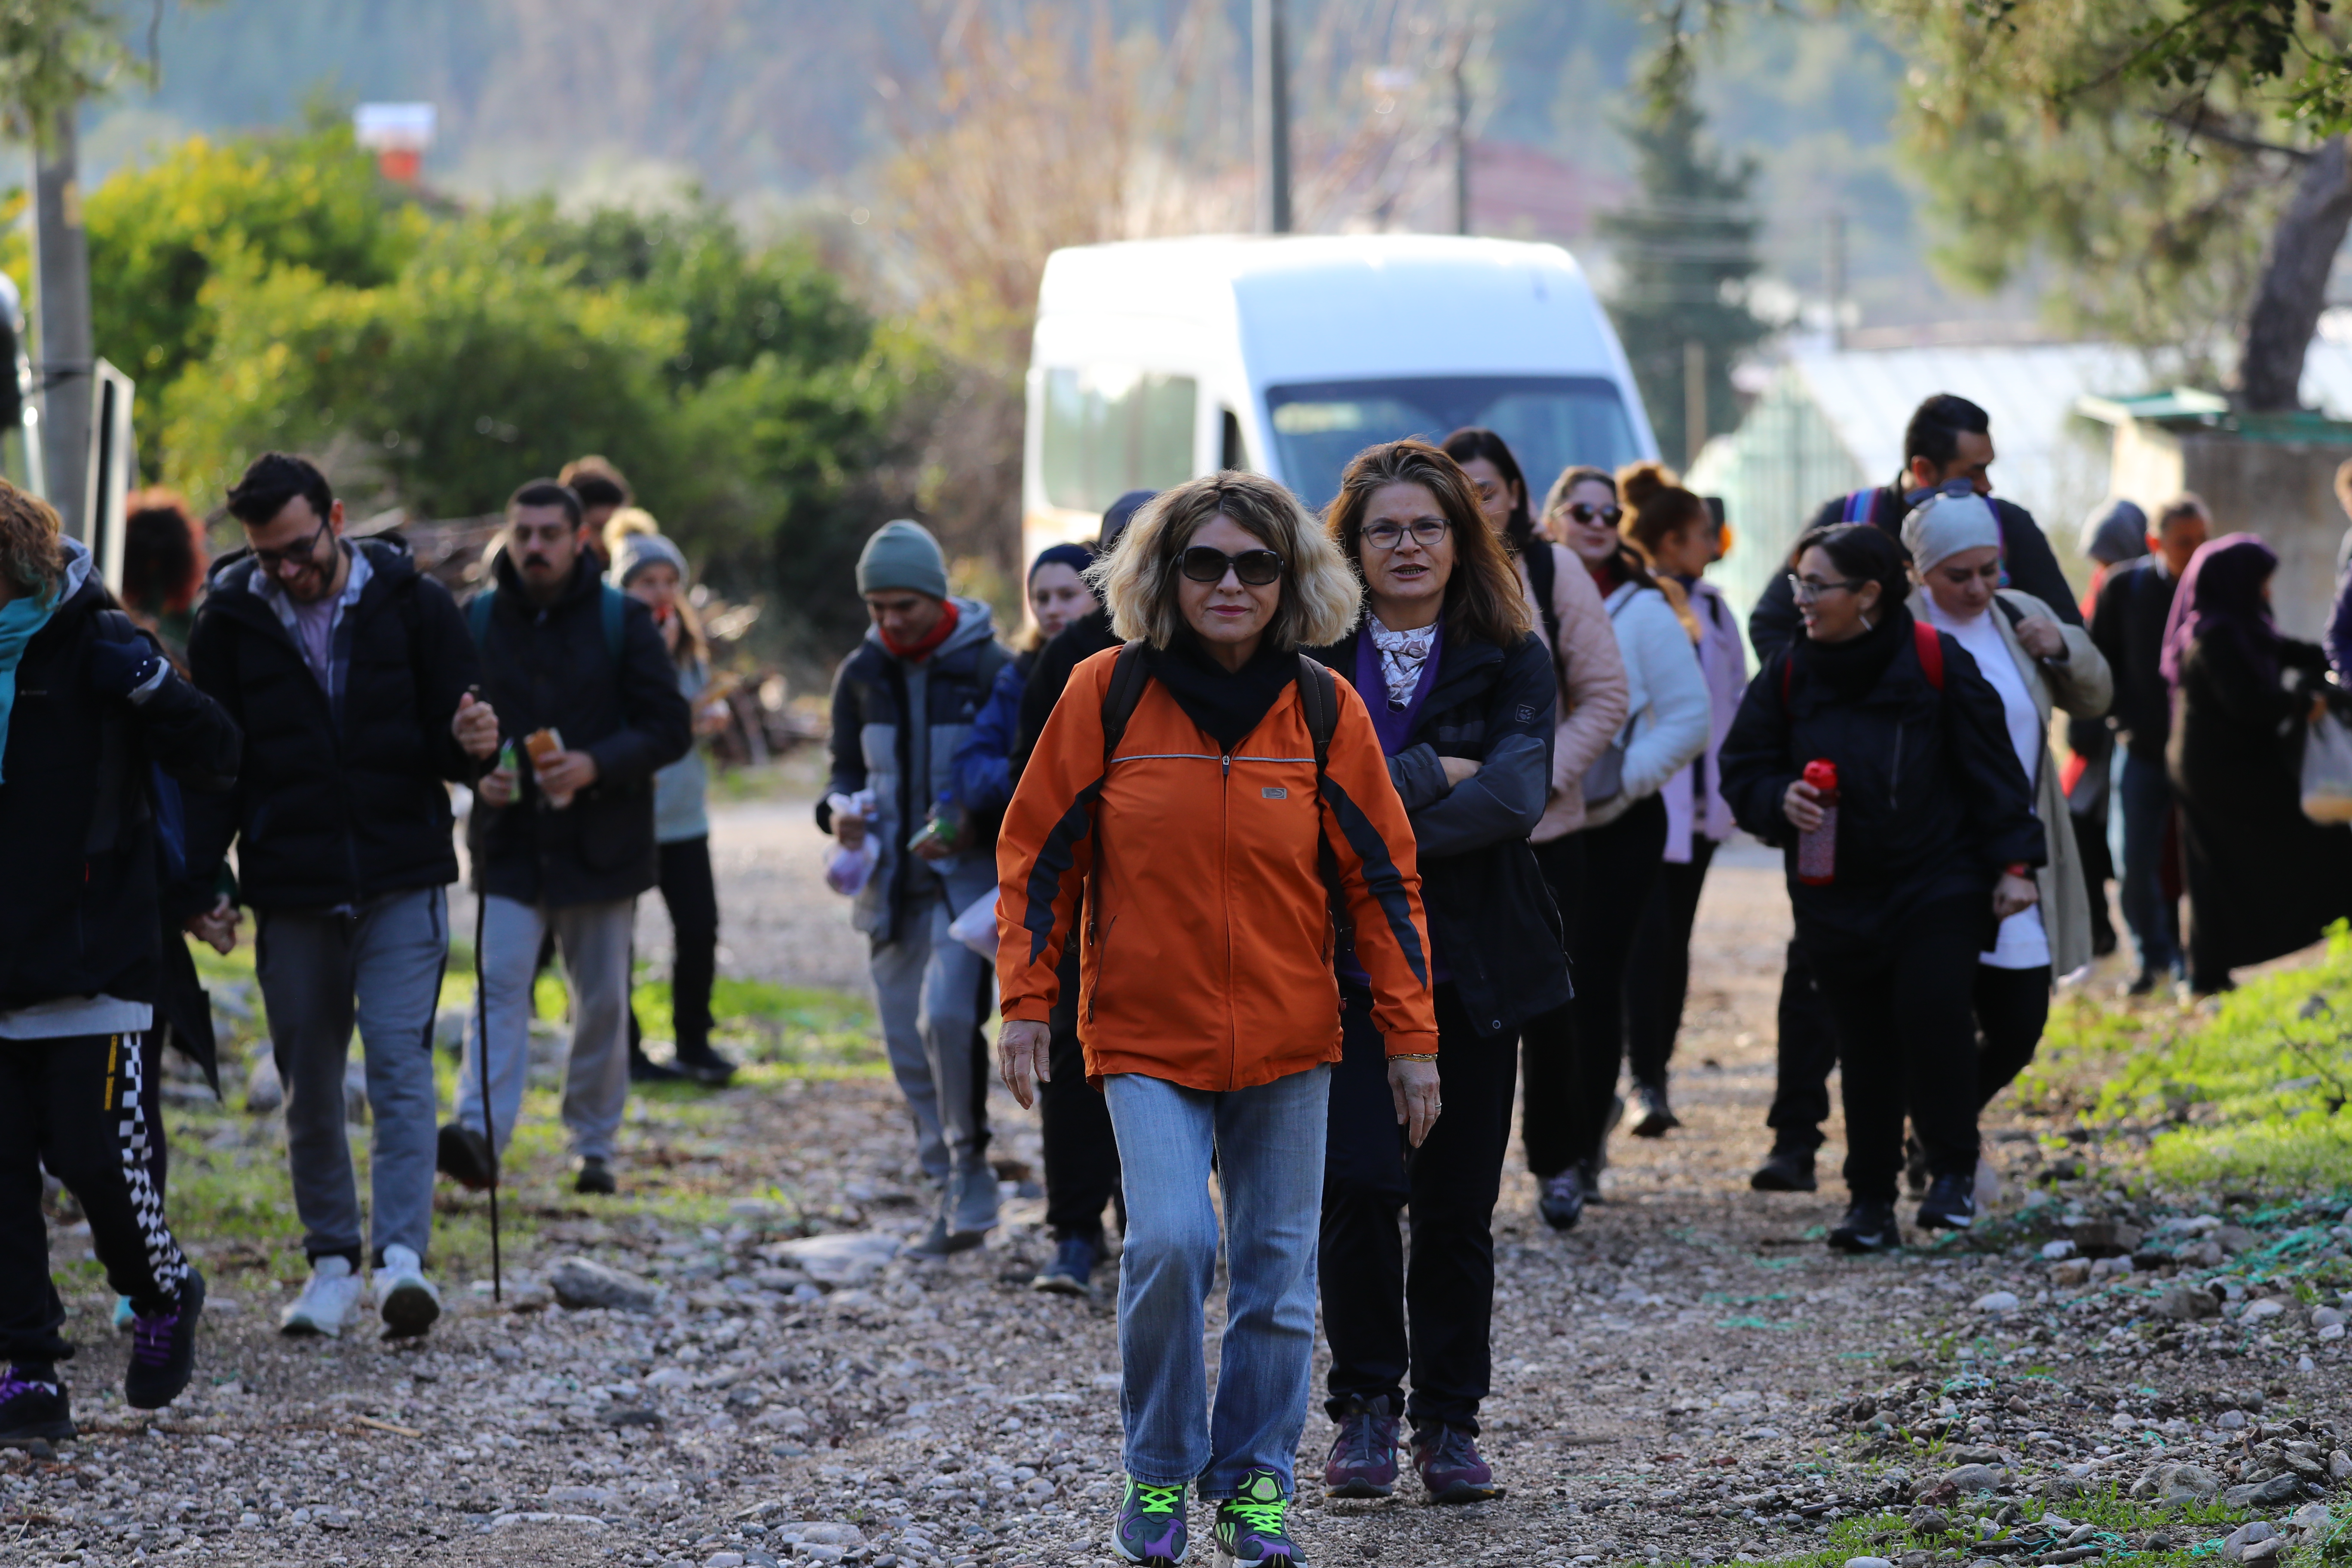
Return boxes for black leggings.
[1973,963,2051,1111]
[1565,795,1668,1165]
[1518,835,1582,1178]
[1805,895,1985,1203]
[1623,835,1718,1089]
[2,1034,190,1369]
[627,836,721,1057]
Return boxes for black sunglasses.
[1560,502,1623,527]
[1179,545,1284,586]
[250,514,333,572]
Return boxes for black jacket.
[1718,610,2045,940]
[466,551,692,907]
[1748,486,2082,662]
[2089,555,2180,759]
[1016,607,1122,773]
[1,557,241,1013]
[184,536,481,911]
[1309,626,1567,1038]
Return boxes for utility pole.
[32,103,90,537]
[1451,37,1470,236]
[1683,340,1707,469]
[1254,0,1291,234]
[1824,209,1847,353]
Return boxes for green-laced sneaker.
[1214,1468,1304,1567]
[1111,1476,1189,1565]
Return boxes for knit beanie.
[856,518,948,600]
[2078,499,2150,567]
[1029,541,1095,581]
[610,530,688,589]
[1901,490,2002,576]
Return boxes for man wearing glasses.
[184,453,501,1340]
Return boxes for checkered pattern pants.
[0,1032,189,1368]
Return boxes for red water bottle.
[1795,759,1839,886]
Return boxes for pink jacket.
[1519,543,1631,843]
[1660,576,1746,862]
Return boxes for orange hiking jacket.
[996,648,1437,1091]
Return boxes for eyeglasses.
[1361,518,1451,551]
[1179,545,1284,586]
[250,515,332,573]
[1558,502,1623,528]
[1787,573,1866,604]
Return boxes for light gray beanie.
[1902,490,2002,576]
[610,530,689,588]
[855,518,949,600]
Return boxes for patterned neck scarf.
[1366,615,1436,710]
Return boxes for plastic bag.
[823,790,879,895]
[948,886,1000,958]
[2301,710,2352,824]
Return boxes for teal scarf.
[0,587,57,785]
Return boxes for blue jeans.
[2118,750,2181,979]
[1104,1066,1331,1498]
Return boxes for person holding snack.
[441,480,691,1196]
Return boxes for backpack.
[469,581,626,665]
[87,609,186,879]
[1782,619,1945,704]
[1522,537,1564,661]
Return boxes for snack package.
[525,727,571,808]
[824,790,877,896]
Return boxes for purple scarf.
[2159,533,2278,689]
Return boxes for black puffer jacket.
[1309,626,1566,1038]
[466,549,692,907]
[184,536,481,911]
[1718,609,2045,938]
[1,544,241,1012]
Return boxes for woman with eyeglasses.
[1441,430,1628,1230]
[995,472,1435,1568]
[1531,463,1707,1222]
[1718,522,2043,1252]
[1306,440,1564,1506]
[1902,493,2109,1186]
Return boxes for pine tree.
[1596,48,1764,469]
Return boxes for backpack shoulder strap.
[1098,639,1151,769]
[599,582,625,665]
[467,589,494,646]
[1841,488,1877,524]
[1992,592,2027,631]
[1294,653,1338,774]
[1914,620,1944,690]
[1522,539,1562,658]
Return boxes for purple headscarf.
[2159,532,2279,688]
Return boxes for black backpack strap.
[1294,652,1338,775]
[1098,639,1151,769]
[1523,539,1563,659]
[1993,593,2027,632]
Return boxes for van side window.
[1042,366,1197,511]
[1220,408,1250,473]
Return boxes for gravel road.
[10,802,2349,1568]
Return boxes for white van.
[1022,233,1657,563]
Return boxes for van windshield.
[1264,375,1640,512]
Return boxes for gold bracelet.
[1391,1053,1439,1063]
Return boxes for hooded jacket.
[184,534,481,911]
[1718,609,2045,940]
[996,647,1437,1089]
[1308,626,1566,1038]
[817,595,1007,943]
[1,538,242,1013]
[1517,542,1630,842]
[466,549,693,907]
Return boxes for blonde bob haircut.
[1088,471,1360,651]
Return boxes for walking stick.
[467,686,503,1305]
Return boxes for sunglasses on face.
[251,515,332,572]
[1179,545,1284,586]
[1361,518,1450,551]
[1559,503,1623,527]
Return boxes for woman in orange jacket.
[995,472,1437,1568]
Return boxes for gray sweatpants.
[254,887,448,1266]
[457,895,634,1163]
[870,861,998,1233]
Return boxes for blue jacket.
[947,649,1034,819]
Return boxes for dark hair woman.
[1530,460,1707,1220]
[1718,522,2044,1251]
[120,489,209,656]
[1310,439,1562,1506]
[2162,533,2352,992]
[1615,462,1746,1137]
[996,472,1434,1568]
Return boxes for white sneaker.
[374,1244,442,1338]
[280,1256,362,1338]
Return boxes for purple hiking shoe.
[1110,1477,1188,1565]
[125,1266,203,1411]
[1322,1396,1400,1498]
[0,1368,74,1445]
[1412,1422,1503,1504]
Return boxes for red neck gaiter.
[881,598,959,662]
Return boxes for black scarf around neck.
[1795,603,1911,701]
[1142,634,1297,753]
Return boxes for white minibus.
[1022,233,1657,564]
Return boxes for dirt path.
[10,801,2348,1568]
